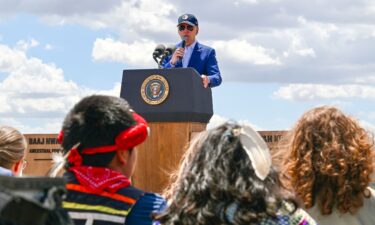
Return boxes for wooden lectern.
[120,68,213,193]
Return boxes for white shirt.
[182,41,197,68]
[306,187,375,225]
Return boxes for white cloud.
[1,1,375,85]
[358,111,375,121]
[297,16,338,40]
[0,117,62,134]
[211,39,281,65]
[274,84,375,101]
[1,0,375,133]
[282,29,316,58]
[92,38,156,67]
[234,0,258,5]
[355,75,375,85]
[360,120,375,136]
[234,0,285,6]
[369,112,375,120]
[294,48,315,57]
[207,114,262,131]
[207,114,229,130]
[44,44,54,50]
[16,39,39,51]
[0,43,119,133]
[96,82,122,97]
[0,44,86,115]
[0,0,124,16]
[239,119,263,131]
[38,0,177,40]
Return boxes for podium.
[120,68,213,193]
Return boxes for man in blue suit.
[162,14,222,88]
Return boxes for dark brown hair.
[61,95,135,167]
[157,122,297,225]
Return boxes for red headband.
[58,112,148,155]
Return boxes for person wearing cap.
[59,95,166,225]
[162,13,222,88]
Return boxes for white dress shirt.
[182,41,197,68]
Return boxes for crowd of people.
[0,94,374,225]
[1,12,375,225]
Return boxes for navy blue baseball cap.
[177,14,198,27]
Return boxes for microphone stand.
[154,56,164,69]
[158,54,167,69]
[158,46,175,69]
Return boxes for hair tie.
[58,112,149,155]
[238,125,272,180]
[68,148,83,167]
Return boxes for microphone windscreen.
[181,36,187,48]
[165,45,177,56]
[153,44,166,57]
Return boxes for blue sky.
[0,0,374,133]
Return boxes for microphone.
[164,45,177,57]
[179,37,187,60]
[152,44,166,63]
[181,36,187,48]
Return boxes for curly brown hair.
[156,122,297,225]
[283,106,374,215]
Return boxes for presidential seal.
[141,75,169,105]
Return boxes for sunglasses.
[178,24,194,31]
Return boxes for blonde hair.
[0,126,27,169]
[283,106,374,215]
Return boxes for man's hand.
[170,47,185,65]
[201,75,210,88]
